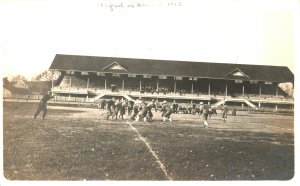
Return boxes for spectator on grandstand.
[151,88,155,94]
[33,90,55,120]
[111,84,118,92]
[178,89,188,96]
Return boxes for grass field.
[3,102,294,180]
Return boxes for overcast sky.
[0,0,299,79]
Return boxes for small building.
[3,87,12,98]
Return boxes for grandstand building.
[49,54,294,108]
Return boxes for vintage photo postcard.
[1,0,298,185]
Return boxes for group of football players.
[101,97,230,127]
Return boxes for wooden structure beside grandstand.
[49,54,294,108]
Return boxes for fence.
[247,107,294,115]
[3,94,294,115]
[3,94,95,104]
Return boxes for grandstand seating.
[53,74,292,104]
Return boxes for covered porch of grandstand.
[52,71,288,101]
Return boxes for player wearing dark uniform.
[192,102,196,115]
[130,99,141,120]
[106,98,116,120]
[161,101,172,122]
[172,102,179,113]
[232,108,236,116]
[145,99,156,122]
[187,106,192,114]
[114,99,123,120]
[34,91,55,120]
[211,107,217,116]
[202,104,209,127]
[128,100,134,116]
[199,102,204,116]
[221,104,229,123]
[99,99,106,110]
[119,99,127,119]
[136,100,148,122]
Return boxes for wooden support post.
[174,78,177,94]
[122,79,125,93]
[242,85,245,97]
[259,84,262,97]
[139,78,142,91]
[104,78,107,92]
[191,82,194,94]
[87,77,89,90]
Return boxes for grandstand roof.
[49,54,294,83]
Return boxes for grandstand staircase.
[54,71,66,86]
[93,93,135,102]
[123,94,135,101]
[213,98,257,108]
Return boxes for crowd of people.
[32,90,233,127]
[98,98,173,123]
[99,98,233,127]
[128,86,208,96]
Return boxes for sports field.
[3,102,294,180]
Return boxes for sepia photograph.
[1,0,298,185]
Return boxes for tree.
[11,75,27,82]
[32,70,61,81]
[3,77,10,88]
[278,82,294,97]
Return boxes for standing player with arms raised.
[33,91,55,120]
